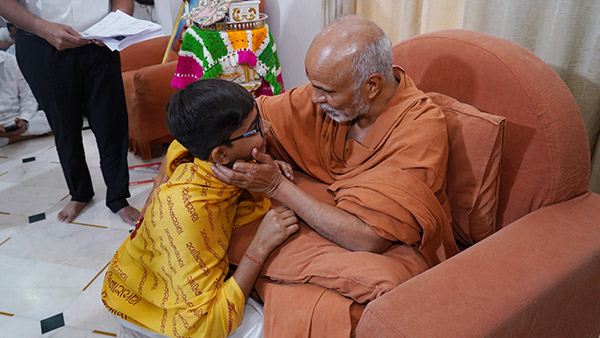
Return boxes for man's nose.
[311,89,327,104]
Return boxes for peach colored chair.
[120,1,266,160]
[120,36,179,159]
[355,30,600,337]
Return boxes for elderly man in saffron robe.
[150,15,458,337]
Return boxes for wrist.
[245,242,269,263]
[243,252,264,266]
[30,17,48,37]
[269,174,289,200]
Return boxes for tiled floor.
[0,129,165,337]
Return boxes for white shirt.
[18,0,111,32]
[0,51,37,125]
[0,27,10,42]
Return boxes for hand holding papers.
[79,10,165,51]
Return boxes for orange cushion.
[428,92,506,248]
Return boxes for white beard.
[320,93,371,123]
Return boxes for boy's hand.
[274,160,294,182]
[247,206,299,261]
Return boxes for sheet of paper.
[79,10,164,51]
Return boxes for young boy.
[101,79,299,338]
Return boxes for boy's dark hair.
[167,78,254,160]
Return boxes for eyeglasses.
[217,101,263,145]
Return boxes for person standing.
[0,0,141,225]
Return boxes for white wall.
[133,0,181,36]
[264,0,322,89]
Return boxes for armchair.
[120,36,179,159]
[355,30,600,337]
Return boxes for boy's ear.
[210,146,231,166]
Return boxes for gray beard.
[320,97,371,123]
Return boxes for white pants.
[113,297,264,338]
[0,110,51,146]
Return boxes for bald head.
[305,15,394,90]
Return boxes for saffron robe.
[246,67,459,336]
[259,67,458,265]
[101,143,271,338]
[161,67,459,336]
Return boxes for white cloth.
[5,44,14,55]
[112,297,264,338]
[17,0,110,31]
[229,297,264,338]
[0,51,37,125]
[0,51,50,146]
[0,27,10,42]
[0,110,51,147]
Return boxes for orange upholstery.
[355,30,600,337]
[429,92,505,248]
[120,36,179,159]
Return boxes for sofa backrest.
[392,29,590,229]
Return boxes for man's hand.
[274,159,294,182]
[38,21,89,50]
[0,118,27,137]
[211,148,284,196]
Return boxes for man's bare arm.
[0,0,88,50]
[110,0,134,15]
[212,149,392,253]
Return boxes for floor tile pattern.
[0,130,163,337]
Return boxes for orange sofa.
[120,36,179,159]
[120,1,266,160]
[354,30,600,337]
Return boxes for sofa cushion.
[428,92,506,248]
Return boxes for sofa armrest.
[120,36,177,72]
[356,192,600,338]
[123,61,178,159]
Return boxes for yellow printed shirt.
[101,143,270,338]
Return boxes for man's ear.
[210,146,231,166]
[364,73,384,99]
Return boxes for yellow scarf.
[101,141,270,337]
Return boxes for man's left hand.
[211,148,284,196]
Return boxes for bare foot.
[57,201,87,223]
[117,205,141,226]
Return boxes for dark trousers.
[15,31,131,213]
